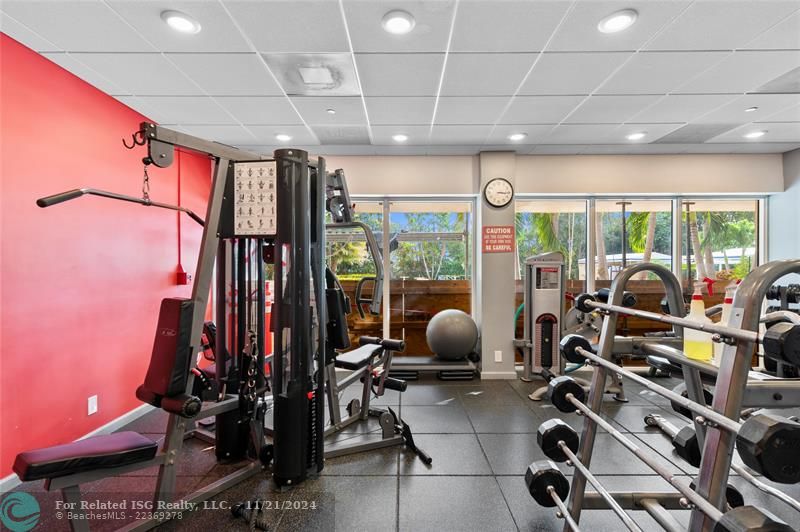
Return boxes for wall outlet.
[494,350,502,363]
[88,395,98,416]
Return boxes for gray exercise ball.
[426,309,478,361]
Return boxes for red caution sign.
[482,225,515,253]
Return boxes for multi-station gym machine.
[13,123,424,531]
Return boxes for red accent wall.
[0,35,211,477]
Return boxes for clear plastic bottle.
[684,282,714,362]
[713,281,738,365]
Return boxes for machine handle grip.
[358,336,406,352]
[36,189,84,207]
[595,287,637,308]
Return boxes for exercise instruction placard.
[233,161,277,236]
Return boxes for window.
[680,199,758,282]
[515,200,587,287]
[389,201,472,281]
[325,201,384,339]
[594,199,673,281]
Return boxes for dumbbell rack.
[541,261,800,532]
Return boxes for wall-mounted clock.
[484,178,514,208]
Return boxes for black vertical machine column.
[271,149,326,487]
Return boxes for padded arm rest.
[13,432,158,481]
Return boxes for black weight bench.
[13,431,157,482]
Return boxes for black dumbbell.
[537,419,579,463]
[670,382,714,419]
[763,322,800,367]
[547,376,586,413]
[714,505,794,532]
[643,414,746,508]
[595,287,637,308]
[644,413,701,467]
[737,414,800,484]
[524,460,570,507]
[559,334,593,364]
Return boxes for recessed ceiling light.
[743,130,766,139]
[161,10,201,34]
[382,10,416,35]
[744,106,759,113]
[275,134,292,142]
[597,9,638,34]
[626,131,647,141]
[326,108,336,115]
[392,134,409,142]
[507,133,528,141]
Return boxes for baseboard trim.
[1,404,155,493]
[479,371,518,380]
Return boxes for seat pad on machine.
[13,431,158,481]
[335,344,382,371]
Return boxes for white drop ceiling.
[2,0,799,155]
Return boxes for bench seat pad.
[335,345,382,371]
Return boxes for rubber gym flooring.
[16,369,800,531]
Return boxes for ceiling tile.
[694,94,800,124]
[364,97,435,125]
[262,53,360,96]
[485,125,554,144]
[564,95,662,124]
[311,125,371,145]
[223,0,348,53]
[215,96,303,125]
[355,54,444,96]
[743,9,800,50]
[761,103,800,123]
[597,51,727,95]
[247,125,319,146]
[676,51,800,94]
[167,53,283,96]
[373,145,428,155]
[1,11,61,52]
[501,96,585,124]
[441,53,536,96]
[580,144,690,154]
[41,53,128,95]
[107,0,251,53]
[175,124,257,146]
[617,123,685,142]
[645,1,799,51]
[541,123,681,144]
[529,145,587,154]
[425,146,481,155]
[290,96,366,125]
[69,53,203,95]
[707,122,800,143]
[430,125,491,144]
[0,1,153,52]
[120,96,233,125]
[548,1,691,52]
[627,95,740,123]
[318,145,378,156]
[113,96,161,121]
[343,0,455,52]
[519,52,630,95]
[450,1,570,52]
[371,125,431,145]
[434,97,510,124]
[684,142,800,153]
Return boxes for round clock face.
[484,178,514,208]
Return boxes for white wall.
[327,153,784,196]
[768,149,800,283]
